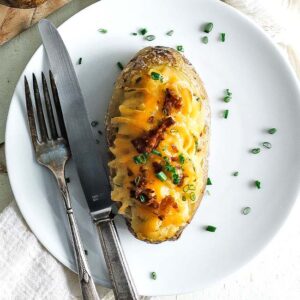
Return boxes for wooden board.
[0,0,70,45]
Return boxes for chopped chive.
[133,153,148,164]
[65,177,70,183]
[225,89,232,96]
[202,36,208,44]
[233,171,239,177]
[166,30,174,36]
[262,142,272,149]
[251,148,261,154]
[134,176,141,186]
[84,249,88,255]
[139,194,146,202]
[224,109,229,119]
[224,96,231,103]
[117,62,124,70]
[98,130,103,135]
[145,35,155,41]
[78,57,82,65]
[207,177,212,185]
[206,190,211,196]
[179,153,185,164]
[255,180,261,189]
[139,28,147,35]
[98,28,107,33]
[242,207,251,215]
[151,272,157,280]
[131,32,138,36]
[91,121,98,127]
[151,149,162,156]
[190,192,196,201]
[172,173,180,185]
[206,225,217,232]
[268,128,277,134]
[220,33,226,42]
[203,22,214,33]
[176,45,184,52]
[183,184,195,192]
[151,72,162,81]
[156,171,167,182]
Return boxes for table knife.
[38,19,139,300]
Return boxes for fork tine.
[25,76,38,150]
[42,72,58,140]
[49,70,68,141]
[32,73,48,142]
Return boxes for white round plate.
[5,0,300,296]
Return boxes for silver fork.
[25,72,100,300]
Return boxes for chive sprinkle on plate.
[202,36,208,44]
[255,180,261,189]
[203,22,214,33]
[224,109,229,119]
[207,177,212,185]
[233,171,239,176]
[268,128,277,134]
[117,62,124,70]
[151,272,157,280]
[139,28,147,35]
[166,30,174,36]
[220,32,226,42]
[176,45,184,52]
[91,121,98,127]
[145,35,155,41]
[206,225,217,232]
[98,28,107,33]
[251,148,261,154]
[77,57,82,65]
[242,207,251,215]
[262,142,272,149]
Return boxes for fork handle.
[96,219,139,300]
[57,177,100,300]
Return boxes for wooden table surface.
[0,1,299,299]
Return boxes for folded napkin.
[0,1,299,299]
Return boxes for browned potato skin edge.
[105,46,210,243]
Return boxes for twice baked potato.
[106,46,210,243]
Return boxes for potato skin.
[106,46,210,243]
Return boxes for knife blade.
[38,19,111,221]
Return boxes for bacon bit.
[132,117,175,153]
[127,168,133,176]
[171,156,179,162]
[160,195,178,212]
[147,116,155,123]
[152,162,163,173]
[163,88,182,116]
[171,144,178,152]
[177,173,186,187]
[158,215,165,221]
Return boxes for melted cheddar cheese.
[109,63,209,242]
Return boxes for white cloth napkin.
[0,1,299,299]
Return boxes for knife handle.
[57,177,100,300]
[96,219,139,300]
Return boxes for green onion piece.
[78,57,82,65]
[139,194,146,202]
[131,32,138,36]
[262,142,272,149]
[134,176,141,186]
[176,45,184,52]
[91,121,98,127]
[65,177,70,183]
[190,192,196,201]
[183,184,195,192]
[172,173,180,185]
[224,109,229,119]
[151,272,157,280]
[220,33,226,42]
[242,207,251,215]
[139,28,147,35]
[206,190,211,196]
[233,171,239,177]
[117,62,124,70]
[206,225,217,232]
[207,177,212,185]
[268,128,277,134]
[182,196,186,201]
[166,30,174,36]
[156,171,167,182]
[255,180,261,189]
[225,89,232,96]
[133,153,148,164]
[145,35,155,41]
[202,36,208,44]
[84,249,88,255]
[151,72,162,81]
[151,149,162,156]
[251,148,261,154]
[204,22,214,33]
[179,154,185,164]
[98,28,107,33]
[224,96,231,103]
